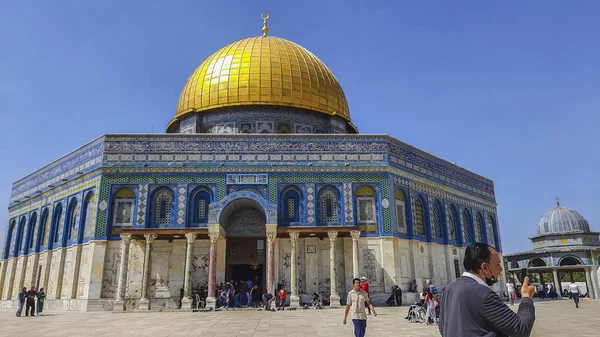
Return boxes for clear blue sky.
[1,1,599,254]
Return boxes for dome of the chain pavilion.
[169,16,350,131]
[536,199,591,235]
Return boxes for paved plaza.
[2,299,598,336]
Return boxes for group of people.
[343,243,537,337]
[215,278,289,311]
[16,286,46,317]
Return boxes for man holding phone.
[439,243,536,337]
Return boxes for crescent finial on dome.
[261,13,270,37]
[555,196,560,206]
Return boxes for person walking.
[36,287,46,316]
[277,286,287,311]
[25,286,36,317]
[569,281,580,308]
[506,279,516,305]
[438,243,536,337]
[16,287,27,317]
[426,279,438,296]
[343,278,377,337]
[360,277,371,315]
[423,288,438,326]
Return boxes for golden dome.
[172,36,350,126]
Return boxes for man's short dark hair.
[463,243,494,273]
[352,278,361,284]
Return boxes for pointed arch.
[461,209,472,245]
[39,208,50,250]
[279,186,303,226]
[150,187,175,228]
[414,197,426,236]
[4,219,16,258]
[27,212,38,253]
[318,185,341,225]
[81,192,96,240]
[112,187,135,229]
[431,201,443,239]
[188,187,213,227]
[51,203,63,248]
[355,185,377,226]
[474,213,484,243]
[394,188,408,234]
[447,205,459,243]
[65,198,80,244]
[486,215,497,249]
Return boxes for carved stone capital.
[350,230,361,241]
[327,231,338,241]
[208,232,220,243]
[289,231,300,241]
[144,234,157,244]
[120,234,132,244]
[267,232,277,242]
[185,233,197,244]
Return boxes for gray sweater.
[439,276,535,337]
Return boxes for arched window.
[152,188,174,227]
[414,199,425,236]
[4,220,16,258]
[189,189,212,226]
[81,193,95,239]
[318,186,340,225]
[486,215,496,248]
[447,206,457,242]
[40,209,51,247]
[52,203,63,246]
[356,185,377,225]
[66,199,80,242]
[281,188,301,225]
[112,187,135,228]
[431,202,443,239]
[559,256,582,266]
[28,212,38,251]
[461,209,471,244]
[528,258,546,267]
[474,213,483,243]
[395,189,408,234]
[16,217,26,254]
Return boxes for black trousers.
[572,293,580,307]
[26,301,35,316]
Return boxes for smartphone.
[520,268,528,283]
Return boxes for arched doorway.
[220,198,267,290]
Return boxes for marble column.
[181,233,197,311]
[328,231,340,306]
[289,232,300,307]
[552,269,561,296]
[138,234,157,311]
[350,230,361,278]
[267,232,277,294]
[205,232,219,309]
[113,234,132,312]
[584,267,595,299]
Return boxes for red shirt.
[361,282,369,294]
[279,289,286,299]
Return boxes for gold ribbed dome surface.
[175,36,350,121]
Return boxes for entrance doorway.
[226,238,266,288]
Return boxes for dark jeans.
[572,293,580,307]
[26,301,35,316]
[352,319,367,337]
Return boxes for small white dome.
[537,201,590,235]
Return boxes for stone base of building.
[0,299,112,312]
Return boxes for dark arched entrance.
[220,198,267,289]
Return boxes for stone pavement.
[1,299,598,336]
